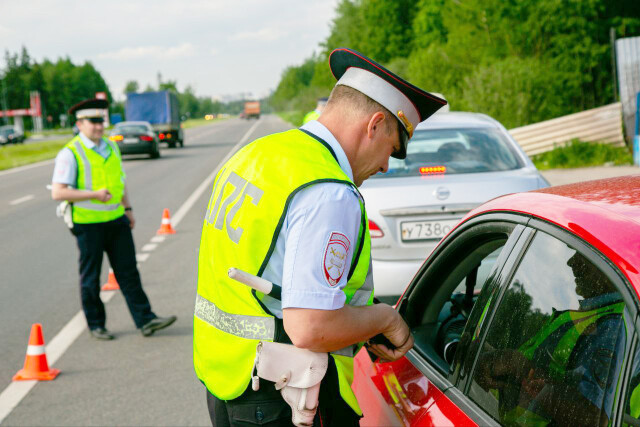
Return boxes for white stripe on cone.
[162,218,171,224]
[26,345,45,356]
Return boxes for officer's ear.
[366,111,386,141]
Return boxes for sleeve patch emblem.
[322,232,351,287]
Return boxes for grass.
[0,139,68,171]
[277,111,306,128]
[532,139,633,170]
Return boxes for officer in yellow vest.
[195,48,447,426]
[51,98,176,340]
[301,97,328,125]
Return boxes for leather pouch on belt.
[251,341,328,427]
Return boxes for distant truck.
[126,91,184,148]
[243,101,260,119]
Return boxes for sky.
[0,0,339,101]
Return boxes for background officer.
[51,98,176,340]
[301,97,328,125]
[194,48,447,426]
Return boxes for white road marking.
[141,243,157,252]
[9,195,34,205]
[0,118,264,424]
[0,159,55,177]
[172,118,262,228]
[150,236,165,243]
[136,253,150,262]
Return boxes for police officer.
[301,97,328,125]
[194,48,447,426]
[51,98,176,340]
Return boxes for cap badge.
[397,110,414,138]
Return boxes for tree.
[124,80,139,95]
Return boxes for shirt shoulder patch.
[322,232,351,287]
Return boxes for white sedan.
[360,111,549,302]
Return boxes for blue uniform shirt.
[52,133,114,186]
[260,120,365,318]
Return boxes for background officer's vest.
[302,110,320,125]
[501,300,625,424]
[194,129,373,414]
[66,136,125,224]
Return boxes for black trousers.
[73,215,155,329]
[206,358,361,426]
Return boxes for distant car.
[353,175,640,426]
[0,125,25,145]
[360,112,549,302]
[109,121,160,159]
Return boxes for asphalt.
[0,116,290,426]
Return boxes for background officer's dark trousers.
[73,215,156,329]
[206,357,361,426]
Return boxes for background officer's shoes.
[89,328,115,340]
[140,315,177,337]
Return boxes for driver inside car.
[474,252,625,426]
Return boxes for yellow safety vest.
[194,129,373,414]
[65,136,125,224]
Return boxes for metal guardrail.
[508,103,625,156]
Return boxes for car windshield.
[0,128,13,136]
[372,128,523,178]
[114,124,148,134]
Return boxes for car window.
[402,222,518,375]
[371,128,523,179]
[113,124,148,134]
[467,231,628,426]
[624,350,640,426]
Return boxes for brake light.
[159,133,165,139]
[369,220,384,238]
[140,135,153,141]
[419,166,446,175]
[109,135,123,142]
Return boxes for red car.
[354,175,640,426]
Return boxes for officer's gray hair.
[326,85,395,135]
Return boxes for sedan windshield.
[114,125,149,134]
[372,128,523,178]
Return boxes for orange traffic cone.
[156,208,176,235]
[101,268,120,291]
[13,323,60,381]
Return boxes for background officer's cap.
[68,98,109,120]
[329,48,447,159]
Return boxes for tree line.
[1,47,256,129]
[1,47,112,128]
[269,0,640,129]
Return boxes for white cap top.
[75,108,104,119]
[336,67,419,137]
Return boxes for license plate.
[400,219,459,241]
[123,138,138,144]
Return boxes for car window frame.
[393,212,531,426]
[461,217,638,426]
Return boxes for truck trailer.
[126,91,184,148]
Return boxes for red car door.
[353,349,475,426]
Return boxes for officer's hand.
[368,308,414,362]
[94,188,112,202]
[125,210,135,229]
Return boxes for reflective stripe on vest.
[66,136,125,223]
[194,129,372,414]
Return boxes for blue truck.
[125,91,184,148]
